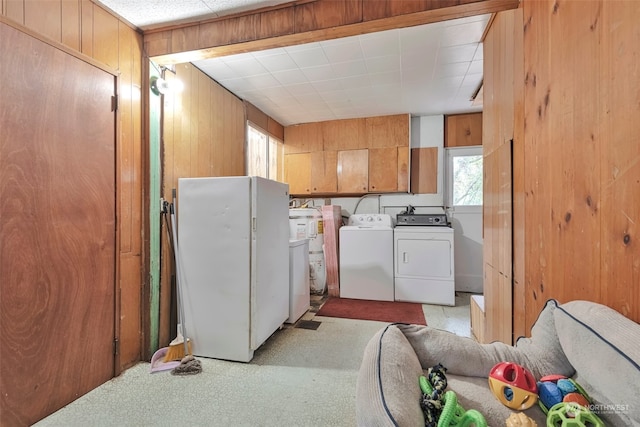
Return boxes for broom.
[163,190,201,375]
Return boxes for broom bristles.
[163,338,192,362]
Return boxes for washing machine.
[394,221,455,306]
[339,214,394,301]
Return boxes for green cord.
[419,376,488,427]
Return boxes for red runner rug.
[316,297,426,325]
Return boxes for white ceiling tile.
[401,54,436,71]
[433,75,464,89]
[400,28,440,55]
[271,69,308,85]
[474,44,484,61]
[467,60,483,75]
[331,60,368,78]
[301,64,335,81]
[337,75,371,90]
[437,44,478,64]
[440,21,488,47]
[359,31,399,58]
[321,90,350,103]
[255,52,299,73]
[286,82,318,96]
[312,79,344,93]
[462,73,483,87]
[321,38,364,63]
[369,71,402,86]
[218,77,254,92]
[365,55,401,73]
[192,60,236,80]
[433,62,471,79]
[286,46,329,68]
[243,73,280,89]
[222,56,268,77]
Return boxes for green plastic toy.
[420,374,488,427]
[546,402,605,427]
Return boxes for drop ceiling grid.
[192,14,490,125]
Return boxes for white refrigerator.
[177,176,290,362]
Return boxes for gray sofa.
[356,299,640,426]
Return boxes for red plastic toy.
[488,362,538,410]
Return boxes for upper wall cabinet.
[284,114,410,196]
[445,113,483,147]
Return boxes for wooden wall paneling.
[171,24,199,56]
[246,100,269,130]
[369,147,398,192]
[189,65,201,176]
[598,1,640,320]
[199,14,260,49]
[118,21,133,254]
[62,0,81,51]
[258,7,295,39]
[445,113,483,147]
[210,80,225,177]
[174,63,192,185]
[24,0,61,42]
[553,0,601,307]
[337,149,368,193]
[224,89,246,175]
[510,7,525,340]
[267,118,284,141]
[4,0,24,24]
[310,151,337,193]
[92,4,119,69]
[294,0,362,33]
[410,147,437,194]
[197,70,213,176]
[80,0,93,57]
[397,146,409,192]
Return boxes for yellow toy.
[506,412,538,427]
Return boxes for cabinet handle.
[403,252,408,263]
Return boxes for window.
[246,123,282,181]
[446,146,483,208]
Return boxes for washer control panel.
[347,214,393,227]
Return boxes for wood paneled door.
[1,21,116,425]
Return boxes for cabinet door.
[310,151,337,194]
[322,118,366,151]
[365,114,410,148]
[445,113,483,147]
[369,147,397,192]
[410,147,438,194]
[337,149,368,193]
[397,146,409,192]
[284,122,322,154]
[284,153,311,195]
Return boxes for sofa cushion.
[447,374,547,426]
[399,299,574,380]
[356,324,425,427]
[554,300,640,425]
